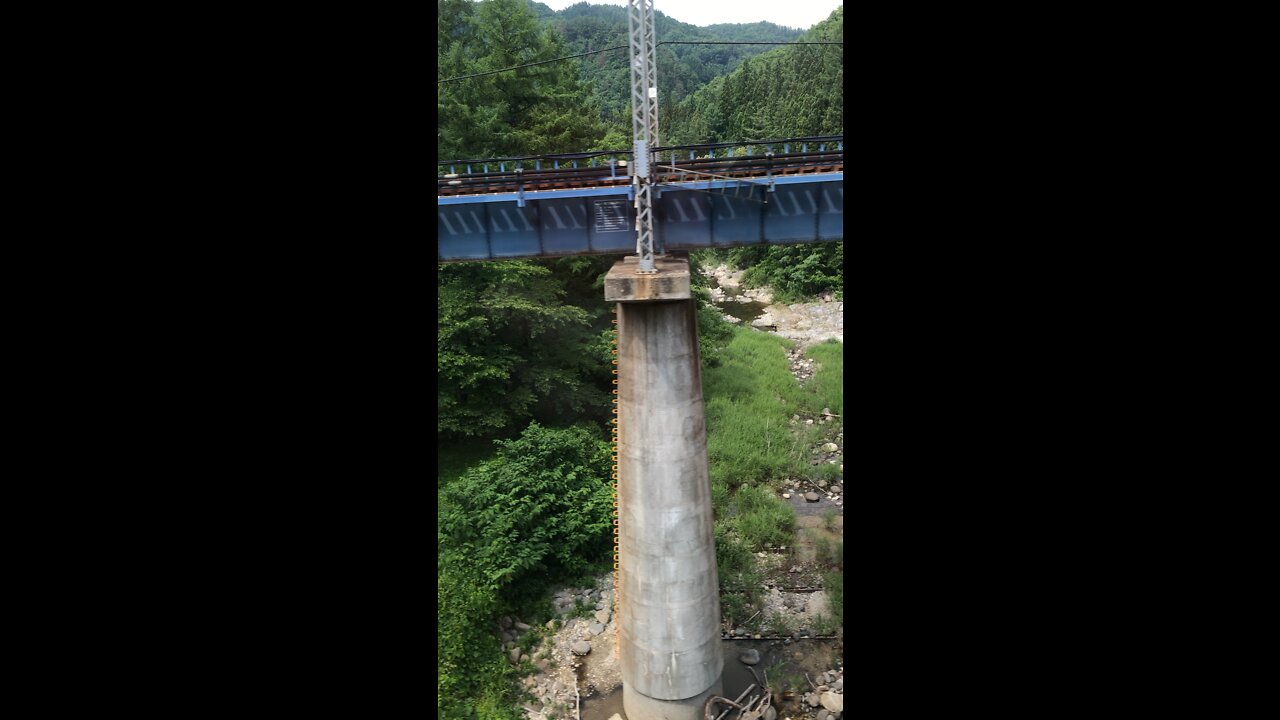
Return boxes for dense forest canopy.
[663,6,843,143]
[439,0,828,159]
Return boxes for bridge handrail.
[438,135,844,170]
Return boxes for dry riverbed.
[703,264,843,349]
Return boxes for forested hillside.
[540,2,804,147]
[664,5,843,144]
[440,0,807,159]
[439,0,606,159]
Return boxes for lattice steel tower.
[628,0,659,273]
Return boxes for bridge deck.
[438,172,842,261]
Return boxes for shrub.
[440,422,613,585]
[438,421,613,716]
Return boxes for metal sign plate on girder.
[594,200,629,233]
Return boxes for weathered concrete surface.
[623,678,723,720]
[616,293,723,720]
[605,256,691,302]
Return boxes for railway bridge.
[438,137,843,262]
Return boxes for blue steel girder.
[437,173,842,262]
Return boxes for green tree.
[440,422,614,584]
[438,260,612,438]
[439,0,604,160]
[438,421,614,715]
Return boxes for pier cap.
[605,256,691,302]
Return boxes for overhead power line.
[437,40,843,84]
[439,44,629,84]
[658,41,843,46]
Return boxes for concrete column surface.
[617,298,723,720]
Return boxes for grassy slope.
[702,326,843,628]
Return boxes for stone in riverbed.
[821,692,843,713]
[805,492,821,502]
[571,641,591,656]
[739,648,761,665]
[595,609,610,624]
[806,693,821,707]
[822,442,838,452]
[589,622,604,635]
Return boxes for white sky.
[536,0,841,31]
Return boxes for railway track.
[438,136,843,197]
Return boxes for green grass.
[824,568,843,626]
[734,484,796,550]
[701,328,844,632]
[703,328,808,490]
[802,338,843,419]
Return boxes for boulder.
[822,442,839,452]
[595,609,610,624]
[508,648,521,664]
[739,648,761,665]
[805,492,821,502]
[514,621,531,631]
[821,692,843,713]
[571,641,591,656]
[807,693,821,707]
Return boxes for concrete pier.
[609,257,723,720]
